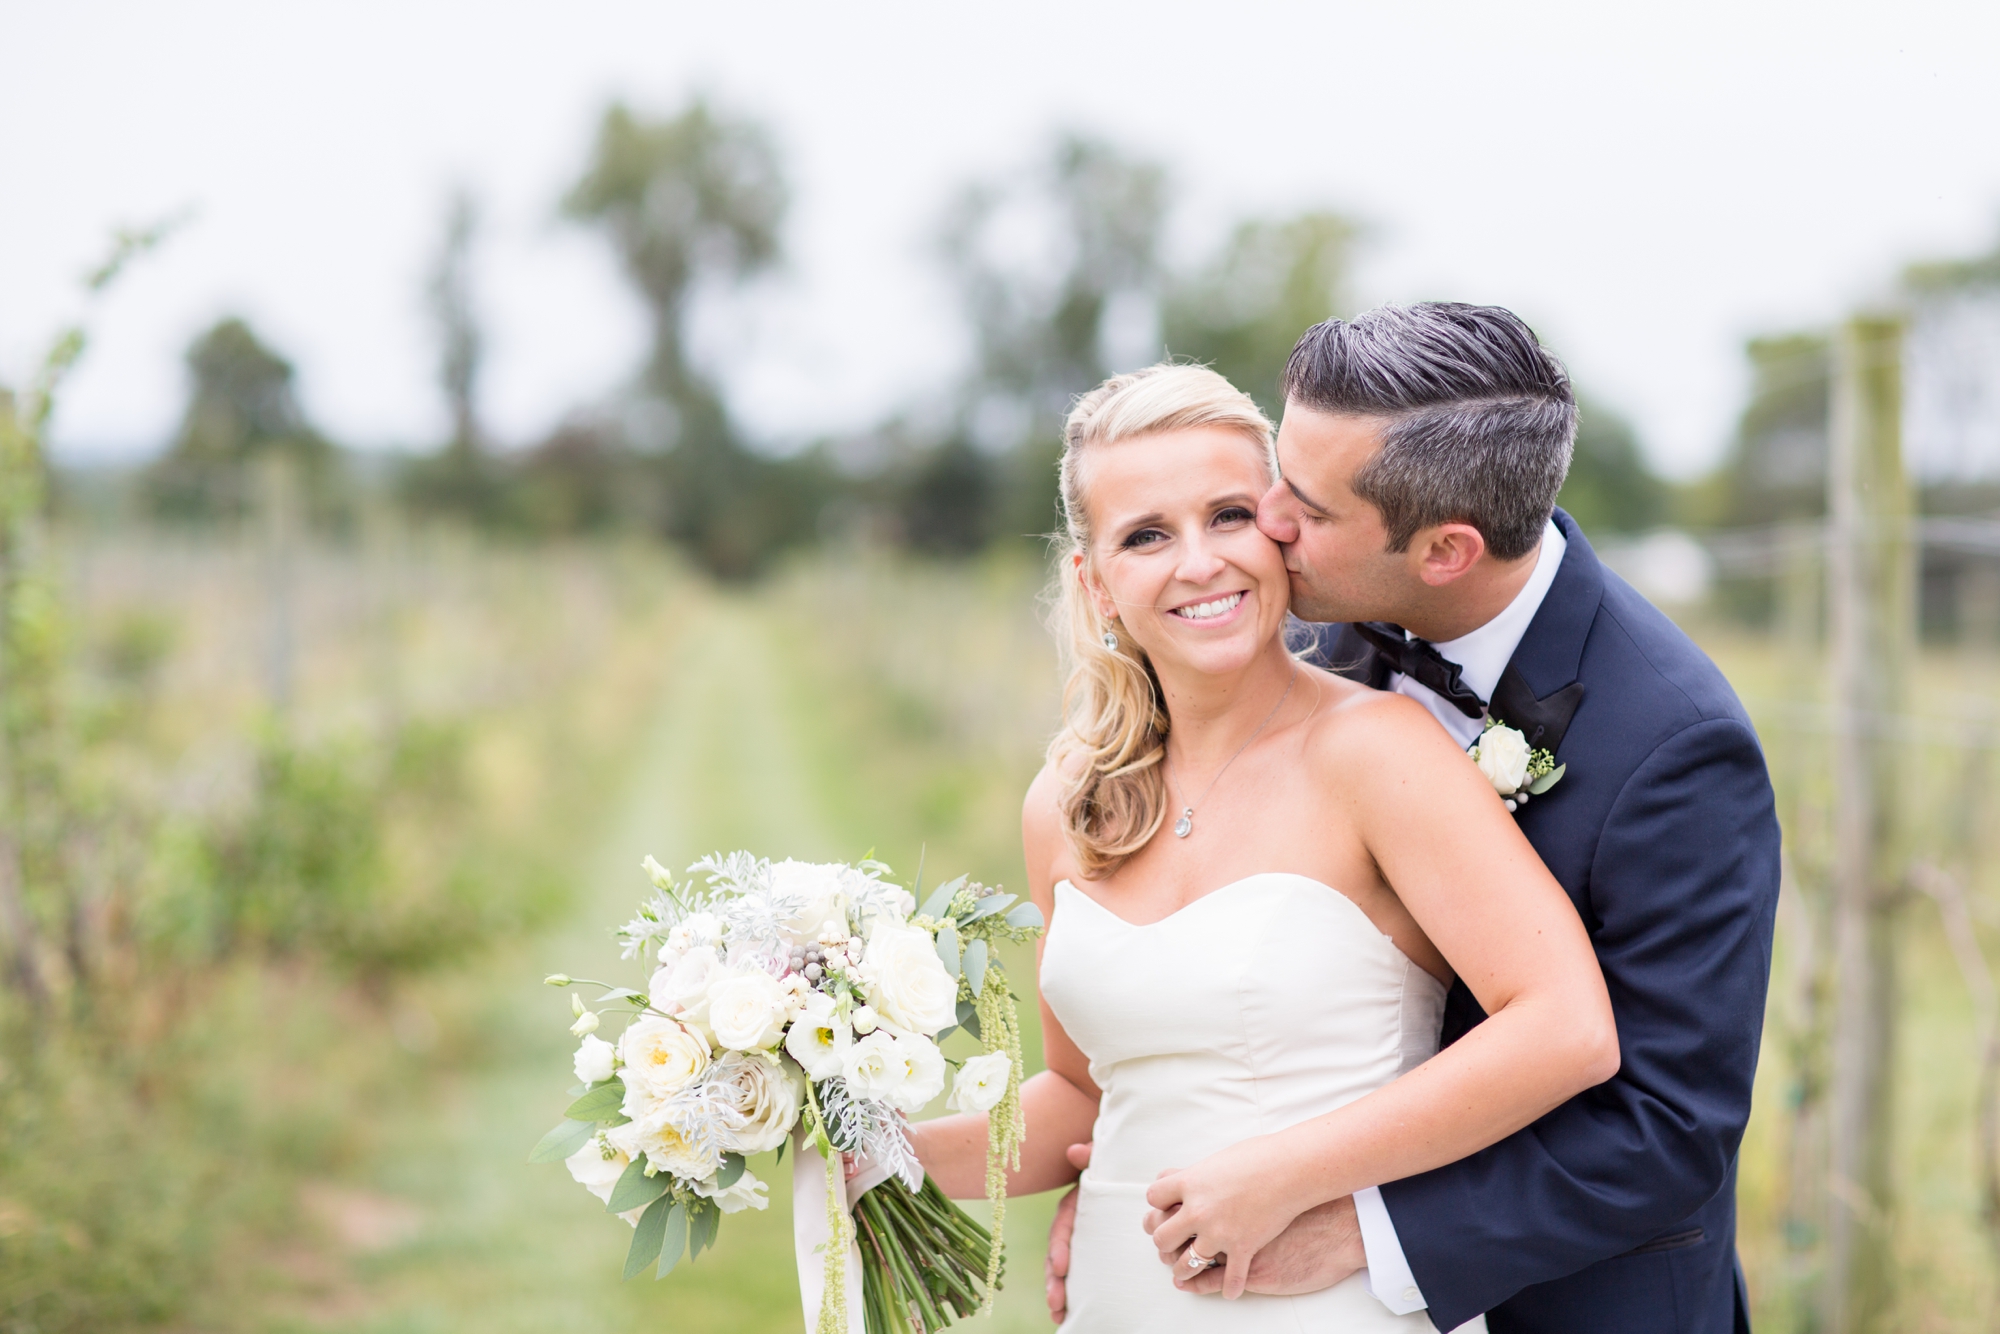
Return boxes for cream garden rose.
[946,1050,1014,1114]
[706,965,793,1052]
[619,1016,711,1113]
[769,859,850,943]
[709,1053,805,1154]
[651,944,724,1025]
[860,921,959,1035]
[608,1106,722,1181]
[1473,723,1532,794]
[694,1167,771,1213]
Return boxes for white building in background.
[1906,288,2000,483]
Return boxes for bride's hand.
[1143,1134,1304,1300]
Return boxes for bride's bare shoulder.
[1301,667,1465,771]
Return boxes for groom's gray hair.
[1281,302,1576,562]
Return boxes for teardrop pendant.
[1174,808,1193,838]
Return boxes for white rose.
[651,945,723,1024]
[565,1134,648,1226]
[1473,725,1531,795]
[841,1031,946,1113]
[784,992,850,1079]
[607,1106,722,1182]
[706,966,793,1052]
[694,1166,771,1214]
[946,1050,1014,1114]
[859,921,960,1036]
[619,1016,711,1113]
[769,860,851,943]
[573,1033,618,1085]
[707,1053,805,1154]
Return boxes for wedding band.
[1185,1247,1221,1271]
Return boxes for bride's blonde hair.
[1047,363,1277,878]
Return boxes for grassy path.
[293,595,1057,1333]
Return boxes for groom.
[1046,303,1780,1332]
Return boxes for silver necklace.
[1166,670,1297,839]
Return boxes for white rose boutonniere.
[1469,717,1564,813]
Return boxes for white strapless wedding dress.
[1040,872,1485,1333]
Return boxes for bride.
[906,363,1616,1331]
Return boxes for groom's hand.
[1045,1141,1093,1323]
[1145,1195,1365,1296]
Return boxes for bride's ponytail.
[1046,364,1276,879]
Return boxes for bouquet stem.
[853,1175,997,1334]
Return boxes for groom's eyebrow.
[1284,478,1330,514]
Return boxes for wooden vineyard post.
[1822,313,1911,1334]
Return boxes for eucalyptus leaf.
[962,893,1018,924]
[920,874,968,922]
[608,1158,673,1214]
[656,1200,689,1278]
[962,938,989,997]
[625,1197,672,1281]
[688,1198,719,1259]
[1527,764,1566,796]
[718,1153,747,1188]
[933,1024,958,1043]
[565,1079,627,1122]
[1004,902,1045,930]
[774,1138,787,1165]
[528,1117,596,1164]
[956,998,982,1042]
[935,922,962,978]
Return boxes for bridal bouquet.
[531,851,1042,1334]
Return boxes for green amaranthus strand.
[805,1083,851,1334]
[975,977,1028,1312]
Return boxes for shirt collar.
[1421,518,1567,705]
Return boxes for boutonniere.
[1468,717,1564,814]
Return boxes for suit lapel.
[1489,509,1603,757]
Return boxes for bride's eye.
[1120,527,1168,550]
[1212,506,1254,527]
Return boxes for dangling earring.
[1102,630,1120,651]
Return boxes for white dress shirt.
[1353,518,1567,1320]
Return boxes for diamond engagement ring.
[1184,1247,1221,1271]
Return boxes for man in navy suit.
[1047,303,1780,1331]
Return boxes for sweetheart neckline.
[1055,871,1351,930]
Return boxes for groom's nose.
[1256,481,1301,544]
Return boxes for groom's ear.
[1413,522,1488,587]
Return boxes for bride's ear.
[1073,552,1119,623]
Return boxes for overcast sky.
[6,0,1999,478]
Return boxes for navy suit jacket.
[1298,511,1780,1333]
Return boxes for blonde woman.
[907,361,1617,1332]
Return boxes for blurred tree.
[933,134,1170,542]
[1713,333,1833,528]
[898,435,997,556]
[401,189,496,521]
[564,99,818,578]
[143,317,339,523]
[1163,212,1359,417]
[1556,392,1668,534]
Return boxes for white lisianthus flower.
[573,1033,618,1085]
[664,910,723,959]
[842,1031,946,1113]
[859,921,959,1036]
[852,1005,880,1036]
[708,1053,805,1154]
[1472,724,1531,794]
[608,1107,723,1182]
[946,1050,1014,1114]
[784,992,850,1079]
[652,945,724,1025]
[565,1135,648,1226]
[770,860,851,944]
[694,1167,771,1213]
[706,966,793,1052]
[619,1016,711,1114]
[570,1008,601,1037]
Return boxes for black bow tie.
[1349,622,1487,720]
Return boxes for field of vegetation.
[5,531,2000,1333]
